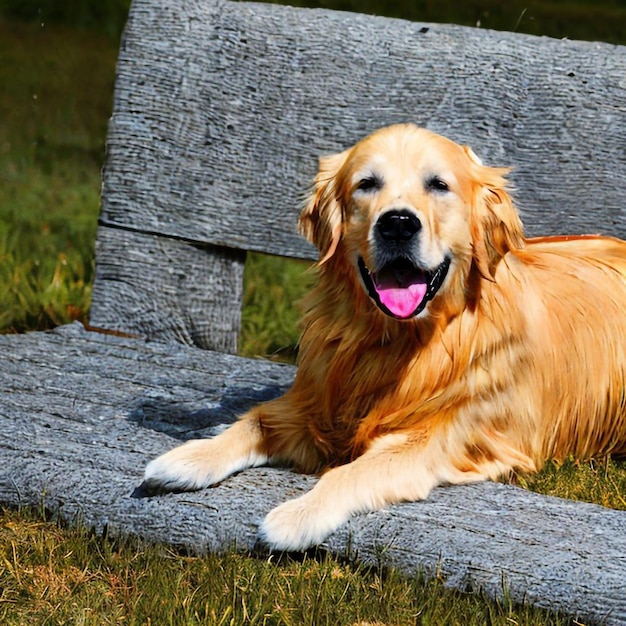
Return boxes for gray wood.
[89,226,245,352]
[1,323,625,624]
[101,0,626,264]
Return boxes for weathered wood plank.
[1,323,625,624]
[89,226,245,352]
[101,0,626,261]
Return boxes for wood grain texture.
[89,226,245,352]
[1,323,625,624]
[101,0,626,263]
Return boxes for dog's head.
[299,124,524,320]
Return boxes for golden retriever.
[143,124,626,550]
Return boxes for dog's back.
[507,235,626,461]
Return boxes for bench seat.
[2,323,625,623]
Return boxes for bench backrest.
[89,0,626,353]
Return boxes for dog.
[143,124,626,550]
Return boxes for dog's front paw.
[142,439,224,494]
[259,494,347,551]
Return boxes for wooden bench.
[2,0,626,621]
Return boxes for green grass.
[241,253,313,360]
[518,456,626,510]
[1,11,625,626]
[0,19,114,332]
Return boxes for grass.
[1,9,625,626]
[519,456,626,510]
[0,19,113,333]
[241,253,313,360]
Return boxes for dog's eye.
[425,176,449,193]
[356,175,383,193]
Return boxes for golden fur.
[144,124,626,550]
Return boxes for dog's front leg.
[142,410,269,493]
[259,432,455,551]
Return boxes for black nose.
[376,210,421,243]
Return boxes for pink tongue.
[377,282,427,318]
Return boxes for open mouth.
[357,256,450,319]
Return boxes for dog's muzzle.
[357,209,450,319]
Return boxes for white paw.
[259,493,348,551]
[143,439,224,493]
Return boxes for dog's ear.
[299,150,350,264]
[464,146,524,279]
